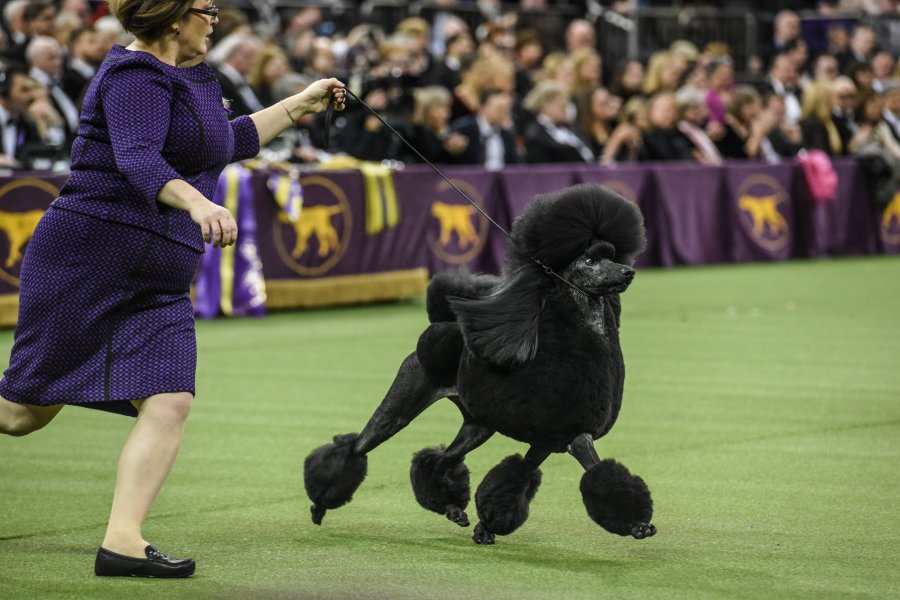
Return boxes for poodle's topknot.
[504,184,647,272]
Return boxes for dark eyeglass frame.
[189,6,219,18]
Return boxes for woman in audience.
[716,86,777,159]
[641,92,696,161]
[406,85,468,163]
[610,58,645,103]
[577,85,622,157]
[248,43,291,107]
[601,96,647,163]
[800,81,850,156]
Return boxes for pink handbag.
[798,149,838,204]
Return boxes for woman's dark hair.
[108,0,194,42]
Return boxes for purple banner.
[809,158,879,257]
[393,166,504,274]
[652,163,730,265]
[878,191,900,255]
[0,174,68,295]
[723,162,796,262]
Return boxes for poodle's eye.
[584,257,595,266]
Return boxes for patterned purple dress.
[0,45,260,416]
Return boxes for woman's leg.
[0,397,63,436]
[101,392,192,557]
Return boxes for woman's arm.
[157,179,236,248]
[249,78,346,147]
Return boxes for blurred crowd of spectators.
[1,0,899,204]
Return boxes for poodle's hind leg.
[568,432,656,539]
[472,446,551,545]
[410,420,494,527]
[304,352,450,525]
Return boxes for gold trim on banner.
[0,294,19,327]
[264,268,428,310]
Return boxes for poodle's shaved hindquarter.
[304,184,656,544]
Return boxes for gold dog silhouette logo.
[0,179,59,287]
[736,174,790,251]
[427,179,489,265]
[881,192,900,246]
[274,176,352,276]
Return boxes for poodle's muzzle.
[567,257,636,296]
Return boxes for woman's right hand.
[189,200,237,248]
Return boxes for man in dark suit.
[448,88,519,170]
[62,26,104,109]
[26,36,79,146]
[0,65,46,169]
[522,81,594,164]
[211,33,264,117]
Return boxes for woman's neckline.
[115,44,205,70]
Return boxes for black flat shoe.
[95,545,196,578]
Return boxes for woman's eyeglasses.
[189,6,219,18]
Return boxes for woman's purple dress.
[0,45,260,416]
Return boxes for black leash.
[326,89,593,298]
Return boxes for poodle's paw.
[472,522,495,545]
[311,504,327,525]
[445,505,470,527]
[631,523,656,539]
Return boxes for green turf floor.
[1,257,899,599]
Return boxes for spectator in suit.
[759,52,803,127]
[423,31,475,91]
[448,87,519,170]
[0,65,45,168]
[1,1,28,50]
[831,76,859,137]
[812,53,840,83]
[26,36,79,146]
[564,19,596,54]
[522,81,594,164]
[872,51,897,93]
[762,9,801,70]
[62,26,104,108]
[6,0,56,66]
[760,93,803,161]
[881,78,900,144]
[210,33,264,117]
[837,24,876,75]
[512,29,543,100]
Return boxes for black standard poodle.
[303,183,656,544]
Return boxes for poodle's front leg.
[472,446,551,545]
[410,420,494,527]
[568,433,656,539]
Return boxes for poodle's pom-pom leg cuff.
[410,447,471,526]
[473,454,542,543]
[303,433,368,525]
[580,459,655,539]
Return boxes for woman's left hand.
[300,78,347,115]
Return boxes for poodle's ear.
[449,268,545,368]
